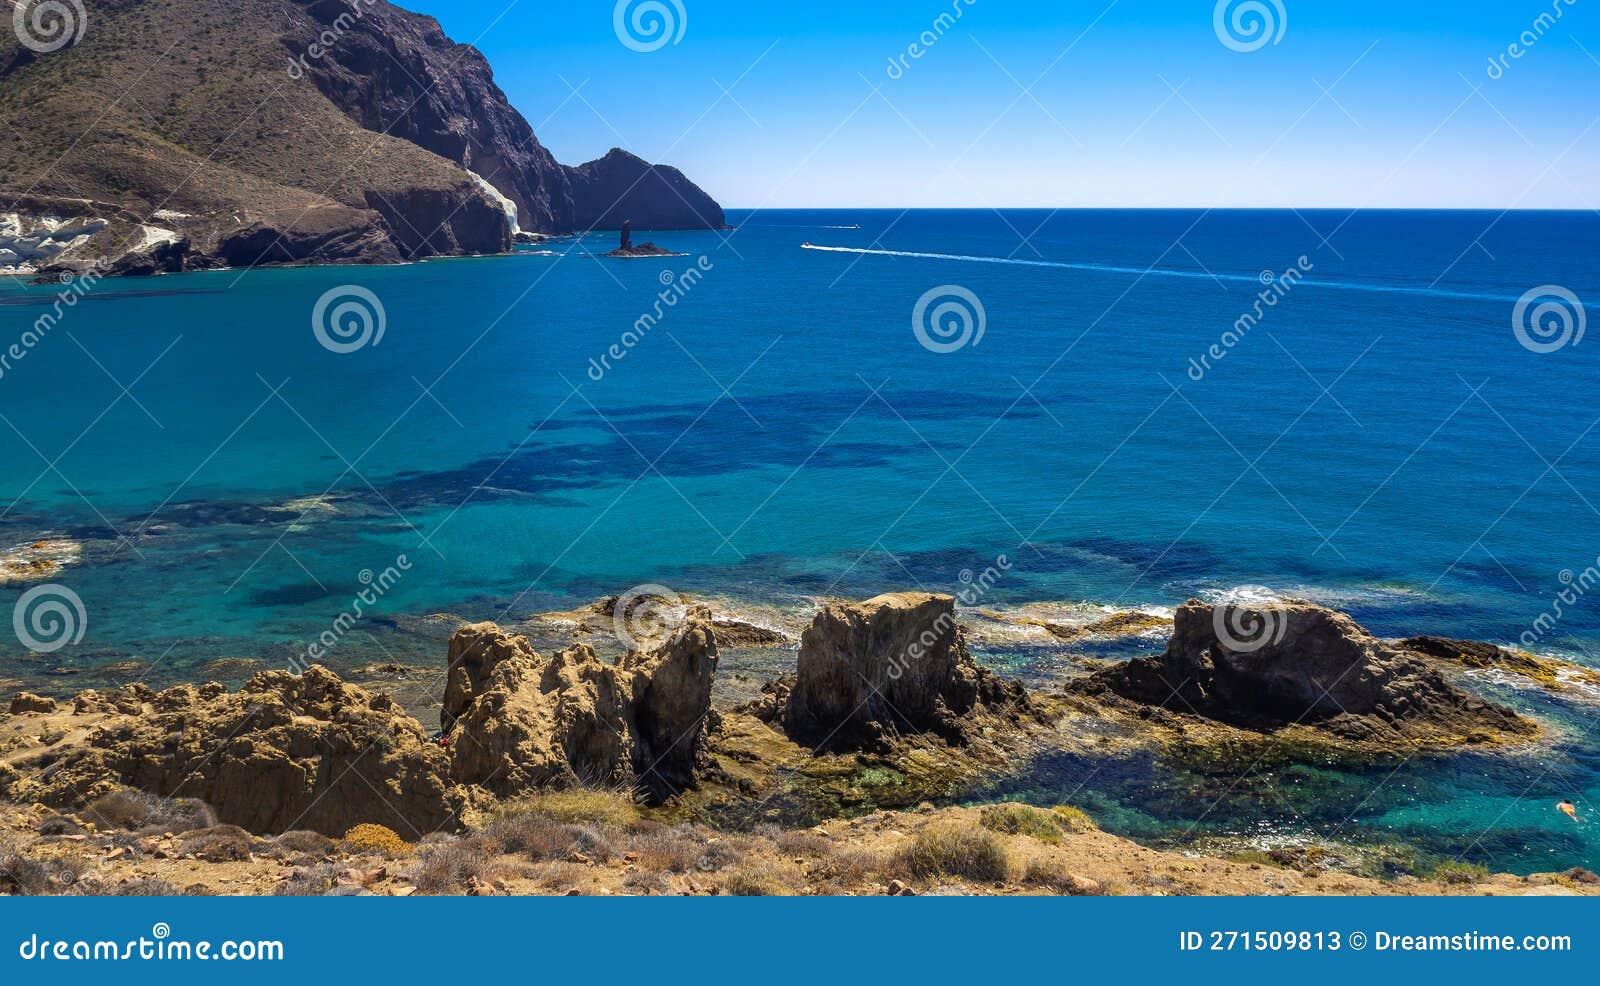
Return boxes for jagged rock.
[444,614,719,801]
[1077,600,1535,744]
[7,693,57,715]
[0,667,463,836]
[782,593,1029,751]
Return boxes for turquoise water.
[2,209,1598,872]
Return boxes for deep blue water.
[2,209,1598,873]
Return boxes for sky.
[400,0,1600,209]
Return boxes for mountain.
[0,0,724,276]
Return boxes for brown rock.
[444,612,719,802]
[782,593,1029,751]
[1077,600,1534,744]
[8,693,57,715]
[1,667,464,835]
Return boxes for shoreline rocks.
[782,593,1030,752]
[0,668,464,836]
[444,613,718,802]
[1074,600,1535,746]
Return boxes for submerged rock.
[1077,600,1535,746]
[0,668,463,836]
[782,593,1029,752]
[1399,635,1600,693]
[444,613,718,801]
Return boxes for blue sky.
[402,0,1600,208]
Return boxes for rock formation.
[0,0,722,277]
[1077,600,1534,745]
[568,149,726,231]
[0,669,463,836]
[444,614,719,801]
[782,592,1029,751]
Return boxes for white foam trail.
[800,244,1578,307]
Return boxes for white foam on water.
[800,243,1584,306]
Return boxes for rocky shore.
[1,590,1584,896]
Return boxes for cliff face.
[0,0,722,277]
[567,149,727,231]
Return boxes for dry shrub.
[408,836,502,895]
[774,828,831,857]
[623,869,675,895]
[272,830,336,858]
[86,790,216,834]
[1022,858,1103,895]
[483,814,615,863]
[70,876,186,896]
[0,852,85,895]
[628,824,706,874]
[272,865,342,897]
[36,814,85,836]
[527,860,589,893]
[814,847,888,883]
[898,823,1010,883]
[720,861,796,896]
[177,824,254,862]
[341,823,413,857]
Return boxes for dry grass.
[980,804,1064,844]
[1050,805,1097,834]
[494,788,639,827]
[898,822,1011,883]
[1433,860,1490,885]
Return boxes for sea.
[2,208,1597,875]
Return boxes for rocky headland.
[0,0,723,278]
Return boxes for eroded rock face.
[1080,600,1534,744]
[0,668,463,836]
[444,616,718,801]
[783,593,1028,751]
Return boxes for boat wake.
[799,243,1574,306]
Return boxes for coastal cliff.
[0,0,723,277]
